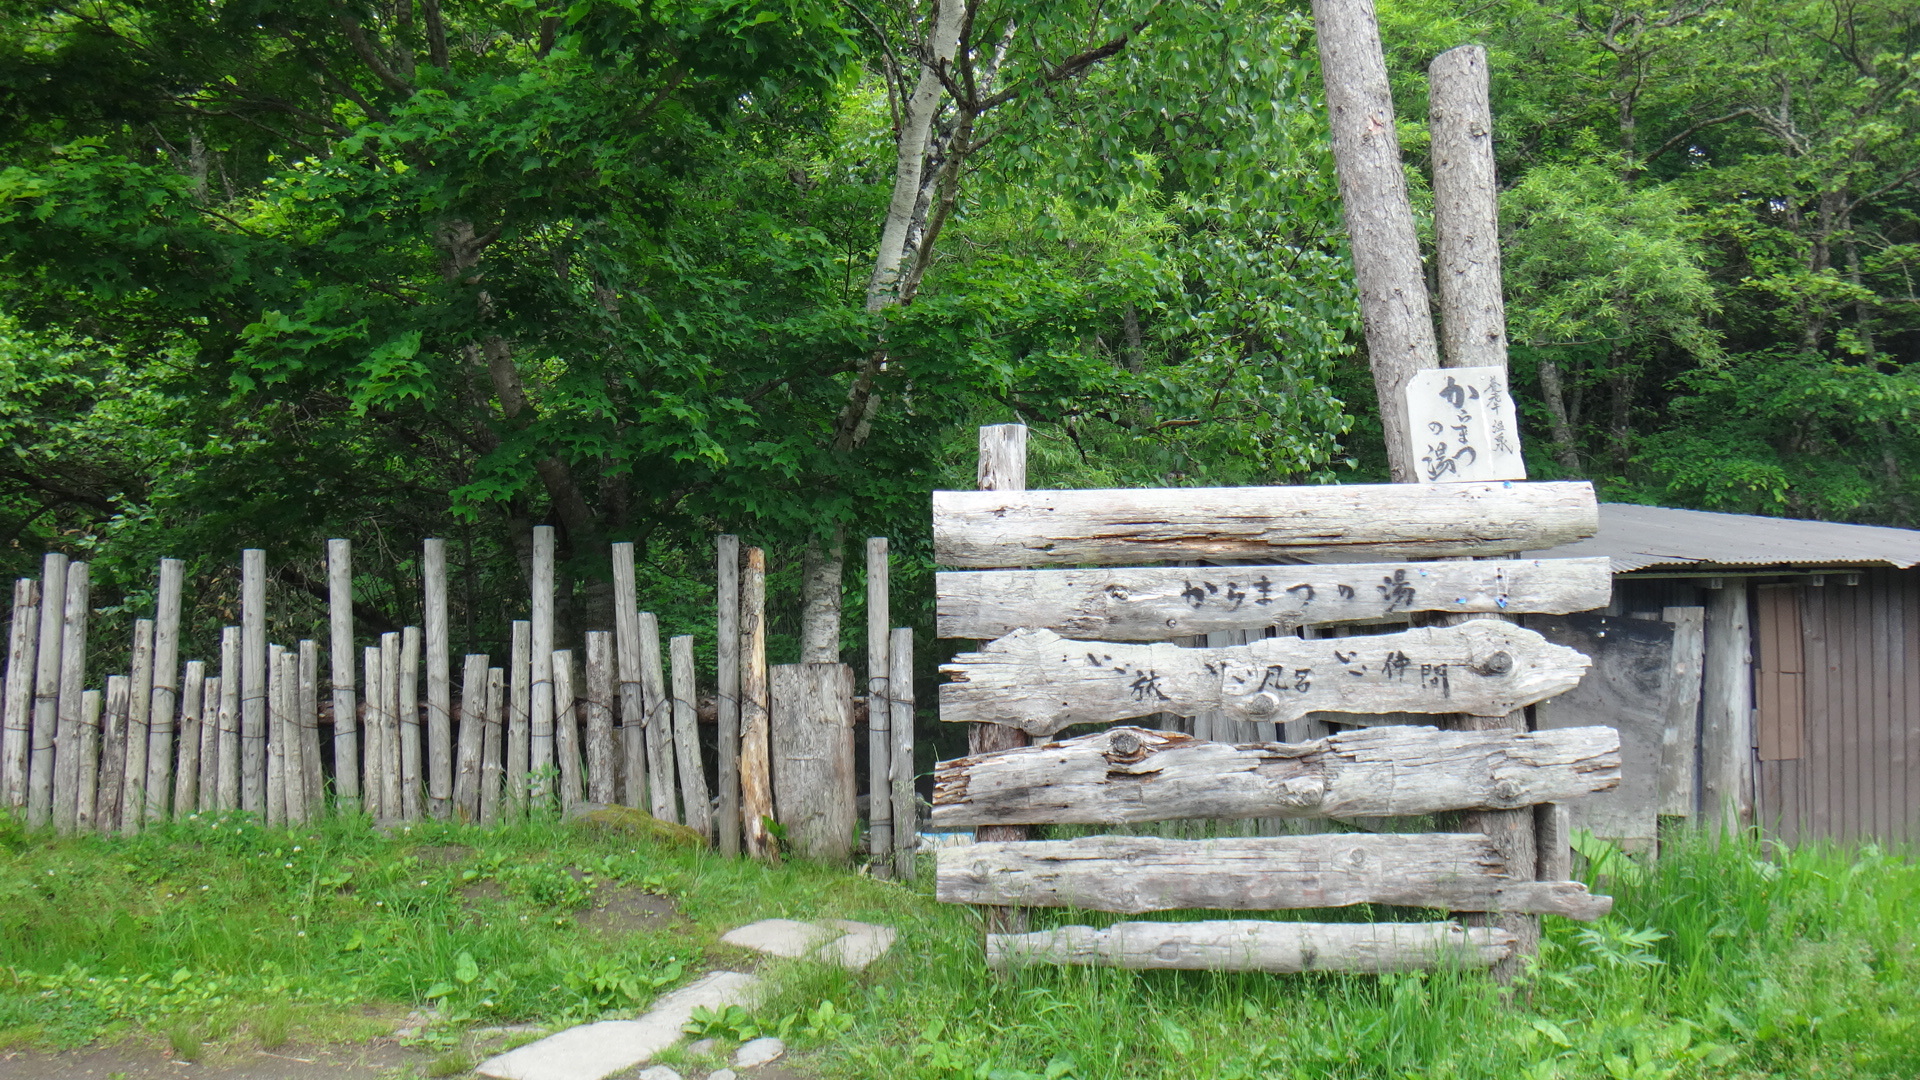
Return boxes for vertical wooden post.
[888,626,916,879]
[77,689,102,832]
[266,643,287,827]
[217,627,241,812]
[197,675,221,813]
[770,662,855,862]
[715,535,741,857]
[1536,802,1572,881]
[121,617,154,833]
[483,665,505,824]
[611,542,647,811]
[327,539,359,808]
[1702,583,1753,835]
[552,649,582,810]
[173,661,206,819]
[584,631,616,803]
[241,549,267,816]
[972,426,1031,931]
[144,558,184,823]
[1658,606,1707,819]
[98,678,130,832]
[400,626,423,820]
[53,563,90,835]
[1311,0,1438,482]
[670,634,711,841]
[529,526,556,808]
[455,653,487,821]
[865,537,892,872]
[380,631,403,821]
[27,552,68,828]
[363,644,385,821]
[639,612,676,821]
[3,578,38,811]
[423,538,452,820]
[298,640,322,815]
[507,620,530,815]
[739,548,774,859]
[283,645,309,824]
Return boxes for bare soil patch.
[575,885,682,936]
[0,1039,424,1079]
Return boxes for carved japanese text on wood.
[1404,366,1526,482]
[932,724,1621,827]
[935,557,1612,640]
[939,622,1591,737]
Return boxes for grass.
[1,806,1916,1079]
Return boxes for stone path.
[474,918,895,1080]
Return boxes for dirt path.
[0,1039,429,1078]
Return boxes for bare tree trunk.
[1606,362,1634,476]
[865,0,967,311]
[1536,360,1583,473]
[1429,46,1508,371]
[799,529,845,665]
[1314,0,1441,481]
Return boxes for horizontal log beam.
[936,557,1611,640]
[932,724,1621,827]
[940,622,1589,737]
[986,920,1516,973]
[937,834,1612,919]
[933,481,1598,568]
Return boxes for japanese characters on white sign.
[1405,365,1526,482]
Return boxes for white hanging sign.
[1404,366,1526,482]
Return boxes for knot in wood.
[1107,730,1143,759]
[1470,650,1513,677]
[1244,691,1281,718]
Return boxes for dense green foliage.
[2,811,1915,1077]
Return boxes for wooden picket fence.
[0,531,917,875]
[930,425,1621,974]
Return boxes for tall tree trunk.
[1429,46,1508,371]
[799,530,844,664]
[1536,359,1583,473]
[1606,361,1634,476]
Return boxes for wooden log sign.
[937,834,1613,920]
[932,724,1621,827]
[940,621,1590,737]
[936,557,1612,640]
[932,480,1597,567]
[987,920,1516,974]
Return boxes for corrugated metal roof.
[1529,503,1920,574]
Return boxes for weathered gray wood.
[770,663,855,862]
[400,626,423,820]
[1658,606,1706,817]
[196,675,220,813]
[3,578,37,810]
[1429,45,1508,373]
[933,724,1621,827]
[327,538,358,807]
[361,645,382,818]
[266,644,288,827]
[217,627,241,812]
[639,611,676,822]
[507,620,530,815]
[529,526,555,806]
[552,649,583,810]
[938,834,1612,919]
[971,424,1033,933]
[612,543,648,813]
[120,616,153,834]
[934,482,1597,568]
[942,622,1590,737]
[740,547,774,859]
[1312,0,1435,482]
[380,632,403,821]
[75,688,102,832]
[241,549,266,816]
[144,558,183,823]
[482,665,504,824]
[173,661,206,819]
[53,563,90,834]
[937,557,1613,641]
[988,920,1515,974]
[715,534,741,858]
[866,536,892,869]
[977,424,1028,491]
[670,634,712,842]
[281,645,308,824]
[27,553,67,828]
[298,640,322,816]
[888,626,916,879]
[1405,367,1525,482]
[584,631,615,803]
[423,538,452,820]
[96,678,130,832]
[1532,614,1670,844]
[455,653,487,820]
[1536,802,1571,881]
[1701,585,1752,832]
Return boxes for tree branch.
[1640,108,1754,167]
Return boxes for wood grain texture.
[507,620,530,815]
[241,549,266,816]
[145,558,183,823]
[75,689,101,831]
[584,632,616,804]
[740,547,775,859]
[327,539,358,806]
[987,920,1515,973]
[53,564,90,834]
[552,649,582,809]
[455,653,487,820]
[770,663,855,862]
[482,666,504,824]
[932,724,1620,827]
[1701,586,1753,830]
[423,538,452,819]
[639,612,676,822]
[3,578,38,810]
[96,677,130,834]
[670,634,712,841]
[933,482,1597,568]
[172,661,205,819]
[888,626,916,879]
[936,834,1612,919]
[216,628,240,812]
[1429,45,1508,372]
[1658,606,1706,816]
[298,640,322,819]
[715,535,741,858]
[865,537,892,869]
[937,558,1611,640]
[612,543,648,813]
[119,615,151,835]
[529,526,555,805]
[195,675,220,813]
[941,622,1590,736]
[27,553,67,828]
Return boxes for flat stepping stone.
[474,970,762,1080]
[720,918,896,971]
[732,1036,785,1068]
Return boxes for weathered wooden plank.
[936,835,1612,919]
[987,920,1515,974]
[1658,606,1705,817]
[941,622,1590,737]
[770,662,855,863]
[932,724,1621,827]
[933,481,1598,568]
[937,557,1611,641]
